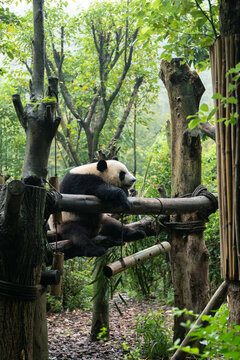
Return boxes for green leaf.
[189,117,201,129]
[207,107,218,121]
[181,346,200,355]
[228,83,236,92]
[200,103,209,112]
[212,93,224,100]
[228,96,238,104]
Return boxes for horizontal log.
[103,242,171,277]
[55,194,218,215]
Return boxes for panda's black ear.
[97,159,108,172]
[112,156,118,161]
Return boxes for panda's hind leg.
[60,222,106,257]
[100,215,146,243]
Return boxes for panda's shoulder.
[60,172,106,194]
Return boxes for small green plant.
[172,304,240,359]
[135,310,171,359]
[97,327,109,342]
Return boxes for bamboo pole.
[213,35,240,280]
[225,37,233,279]
[103,242,171,277]
[171,281,228,360]
[234,35,240,279]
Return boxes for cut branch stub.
[21,100,60,183]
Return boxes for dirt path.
[48,297,173,360]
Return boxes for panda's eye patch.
[119,171,126,181]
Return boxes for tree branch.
[31,0,45,100]
[199,121,216,141]
[195,0,218,39]
[110,76,143,143]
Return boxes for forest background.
[0,3,223,358]
[0,0,219,305]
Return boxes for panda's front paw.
[122,198,131,211]
[117,190,131,211]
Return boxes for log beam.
[54,194,218,216]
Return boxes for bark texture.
[90,261,109,341]
[0,2,60,358]
[160,59,210,341]
[0,185,47,360]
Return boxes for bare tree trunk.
[90,259,109,341]
[160,59,210,342]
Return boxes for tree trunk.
[160,59,210,342]
[90,260,109,341]
[0,1,59,359]
[0,183,47,360]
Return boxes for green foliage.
[135,310,171,359]
[137,132,171,198]
[172,305,240,359]
[0,3,21,64]
[202,142,221,290]
[135,0,219,70]
[121,342,142,360]
[0,81,25,179]
[189,62,240,129]
[47,258,93,312]
[96,327,108,342]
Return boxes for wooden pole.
[103,242,171,277]
[55,193,218,216]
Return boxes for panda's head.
[96,159,136,190]
[70,159,136,190]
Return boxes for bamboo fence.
[210,35,240,280]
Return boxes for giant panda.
[53,159,145,257]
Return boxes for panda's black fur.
[54,159,145,257]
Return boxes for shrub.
[47,258,93,312]
[135,310,171,359]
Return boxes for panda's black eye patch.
[119,171,126,181]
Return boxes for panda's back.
[60,172,107,195]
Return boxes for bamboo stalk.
[234,35,240,279]
[229,35,238,279]
[103,242,171,277]
[225,36,233,279]
[217,38,227,278]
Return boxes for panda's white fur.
[49,160,144,257]
[70,160,136,189]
